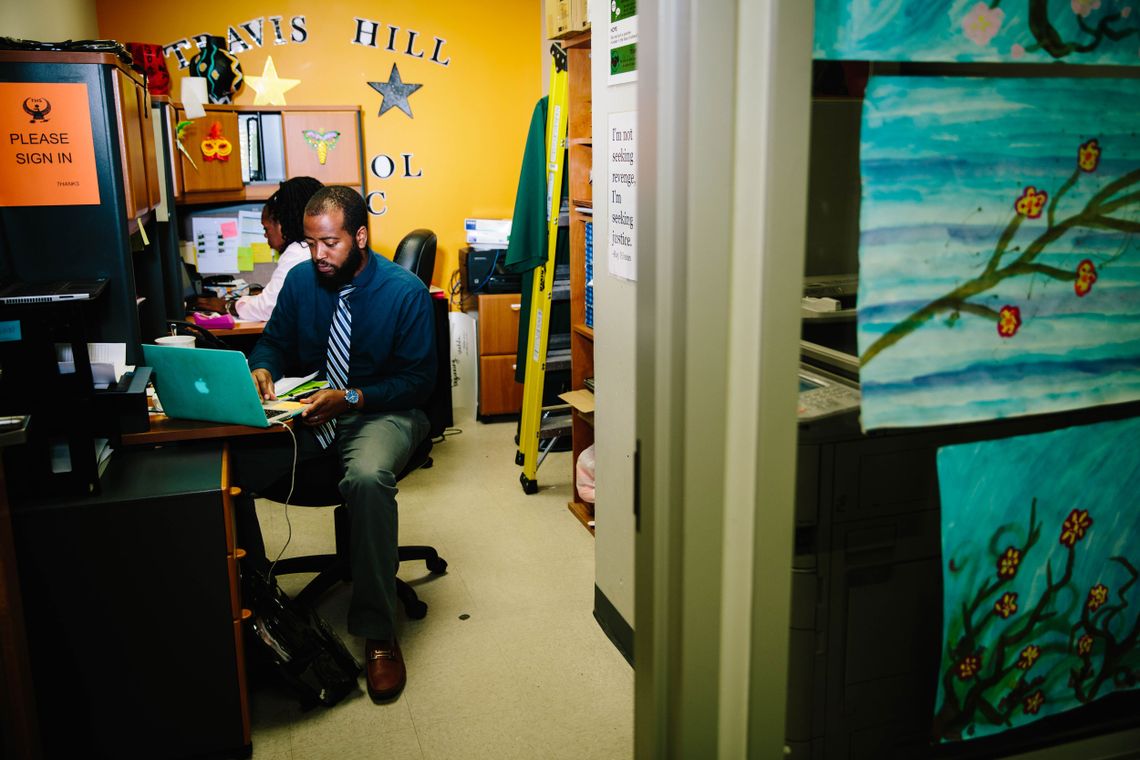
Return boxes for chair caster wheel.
[427,557,448,574]
[406,599,428,620]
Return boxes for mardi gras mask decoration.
[126,42,172,96]
[302,129,341,165]
[188,35,243,104]
[200,122,233,162]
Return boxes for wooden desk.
[208,320,266,337]
[123,411,285,446]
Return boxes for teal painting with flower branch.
[816,0,1140,64]
[857,76,1140,430]
[935,416,1140,742]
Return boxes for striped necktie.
[315,284,355,449]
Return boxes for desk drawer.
[479,294,524,355]
[479,354,524,416]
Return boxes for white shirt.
[233,241,310,322]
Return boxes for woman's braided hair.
[264,176,323,247]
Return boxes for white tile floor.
[249,411,633,759]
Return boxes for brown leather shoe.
[365,638,406,702]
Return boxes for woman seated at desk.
[192,176,323,321]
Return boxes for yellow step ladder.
[516,43,570,495]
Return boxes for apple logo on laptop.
[194,377,211,395]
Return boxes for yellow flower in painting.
[997,547,1021,578]
[1078,138,1101,172]
[1015,186,1048,218]
[994,592,1019,619]
[998,305,1022,337]
[1074,259,1098,297]
[1023,689,1045,715]
[1077,634,1094,655]
[1087,583,1110,612]
[957,654,982,679]
[1016,644,1040,670]
[1060,508,1093,547]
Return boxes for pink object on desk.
[190,312,236,329]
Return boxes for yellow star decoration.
[244,56,300,106]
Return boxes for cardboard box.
[547,0,590,40]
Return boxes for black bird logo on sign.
[22,97,51,123]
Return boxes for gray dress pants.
[231,408,430,640]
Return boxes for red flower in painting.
[997,547,1022,578]
[957,654,982,679]
[1023,690,1045,715]
[994,592,1019,619]
[1075,259,1097,297]
[1015,186,1048,218]
[998,305,1022,337]
[1078,138,1101,172]
[1017,644,1040,670]
[1087,583,1110,612]
[1060,509,1093,547]
[1077,634,1094,656]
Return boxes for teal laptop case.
[142,344,296,428]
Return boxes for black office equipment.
[12,445,249,759]
[461,247,522,294]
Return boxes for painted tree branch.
[861,161,1140,367]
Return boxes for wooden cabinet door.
[113,70,156,221]
[175,109,243,194]
[479,354,525,416]
[281,110,361,185]
[478,294,524,356]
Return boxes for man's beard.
[315,246,364,291]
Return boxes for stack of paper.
[464,218,511,250]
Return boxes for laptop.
[143,344,305,427]
[0,278,108,305]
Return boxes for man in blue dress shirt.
[236,185,435,701]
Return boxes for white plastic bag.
[576,444,596,503]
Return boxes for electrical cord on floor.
[434,427,463,444]
[266,419,299,581]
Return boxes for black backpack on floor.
[243,566,362,710]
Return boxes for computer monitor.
[804,97,863,279]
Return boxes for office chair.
[257,284,451,619]
[393,228,437,288]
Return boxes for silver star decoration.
[368,63,423,118]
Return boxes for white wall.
[592,2,637,629]
[1,0,98,40]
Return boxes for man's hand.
[252,368,276,401]
[299,389,352,426]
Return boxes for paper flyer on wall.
[608,0,638,85]
[192,216,240,274]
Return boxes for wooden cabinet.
[282,109,363,185]
[112,68,161,222]
[565,32,595,530]
[167,105,364,204]
[477,293,526,418]
[172,107,244,196]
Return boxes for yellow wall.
[95,1,542,293]
[1,0,98,41]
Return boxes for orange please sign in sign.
[0,82,100,207]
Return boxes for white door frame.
[635,1,813,756]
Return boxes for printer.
[460,247,522,295]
